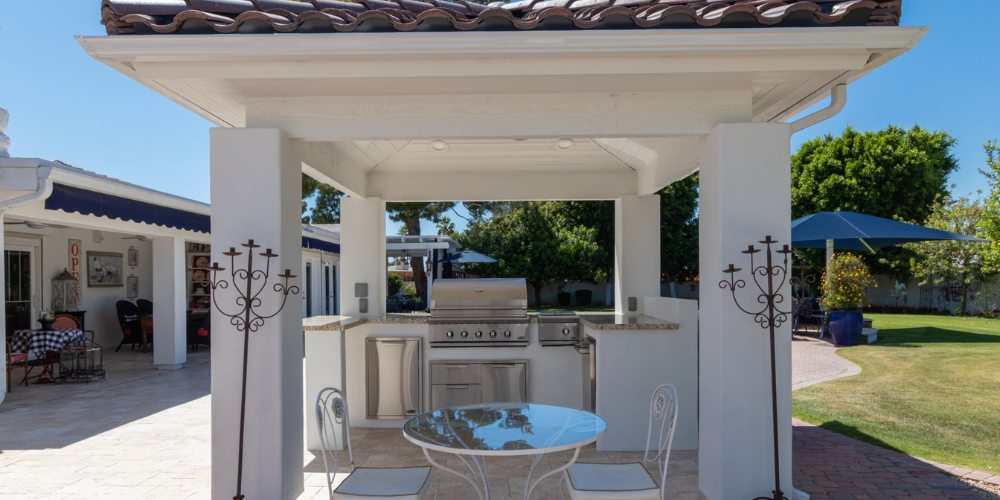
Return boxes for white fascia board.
[77,27,926,60]
[302,224,341,243]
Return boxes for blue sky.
[0,0,996,236]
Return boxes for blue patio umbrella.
[792,211,987,253]
[438,250,498,264]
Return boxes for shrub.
[387,273,403,296]
[821,253,877,311]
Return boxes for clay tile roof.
[100,0,901,35]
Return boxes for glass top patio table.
[403,402,606,456]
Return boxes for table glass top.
[403,403,606,453]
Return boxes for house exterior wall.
[6,227,153,348]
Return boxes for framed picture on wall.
[87,251,124,287]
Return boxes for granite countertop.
[303,313,430,331]
[305,312,679,332]
[578,314,680,331]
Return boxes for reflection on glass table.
[403,403,606,500]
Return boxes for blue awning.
[44,183,211,234]
[302,236,340,255]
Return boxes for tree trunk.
[960,272,968,316]
[407,216,428,307]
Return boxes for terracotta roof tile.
[100,0,902,35]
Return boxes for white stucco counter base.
[303,297,699,454]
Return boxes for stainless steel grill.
[428,278,529,347]
[536,311,580,346]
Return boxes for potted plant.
[575,289,593,307]
[820,253,877,346]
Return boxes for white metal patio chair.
[316,388,436,500]
[558,383,679,500]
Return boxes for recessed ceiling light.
[25,221,48,229]
[430,140,449,152]
[556,139,575,150]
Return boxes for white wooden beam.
[248,91,752,141]
[368,171,636,201]
[636,136,702,195]
[299,141,368,198]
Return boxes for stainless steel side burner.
[536,311,580,346]
[428,278,530,347]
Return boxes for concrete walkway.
[791,335,861,390]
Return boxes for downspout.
[0,176,53,211]
[789,84,848,134]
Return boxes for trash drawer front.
[430,362,482,385]
[482,362,527,403]
[431,384,482,410]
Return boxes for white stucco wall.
[6,226,153,348]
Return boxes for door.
[366,338,421,418]
[304,262,313,317]
[482,362,528,403]
[4,243,40,335]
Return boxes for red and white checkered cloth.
[9,329,84,357]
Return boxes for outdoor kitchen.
[304,277,699,453]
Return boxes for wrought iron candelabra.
[200,239,299,500]
[718,236,793,500]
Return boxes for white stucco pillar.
[0,212,6,404]
[698,123,792,500]
[340,196,386,317]
[152,236,187,370]
[614,194,660,314]
[210,128,303,500]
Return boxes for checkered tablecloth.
[9,329,84,357]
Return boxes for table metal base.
[421,447,582,500]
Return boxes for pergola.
[80,1,921,499]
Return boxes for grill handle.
[445,385,470,389]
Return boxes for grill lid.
[430,278,527,319]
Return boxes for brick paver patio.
[0,342,993,499]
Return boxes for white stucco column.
[152,236,187,370]
[210,128,303,500]
[698,123,792,500]
[614,194,661,314]
[340,196,386,317]
[0,212,6,404]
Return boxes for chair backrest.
[316,387,355,499]
[52,314,81,330]
[116,300,142,336]
[137,299,153,316]
[643,383,679,500]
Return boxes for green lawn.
[793,313,1000,472]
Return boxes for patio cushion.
[565,463,659,500]
[334,466,433,499]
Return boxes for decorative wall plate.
[193,270,207,282]
[194,256,210,269]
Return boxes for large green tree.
[980,139,1000,274]
[791,125,959,278]
[660,173,699,286]
[387,202,456,303]
[301,174,344,224]
[908,196,997,314]
[460,203,604,305]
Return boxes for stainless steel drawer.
[482,362,527,403]
[430,362,482,385]
[431,384,482,409]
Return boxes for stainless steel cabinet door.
[482,362,527,403]
[366,338,421,419]
[431,384,482,409]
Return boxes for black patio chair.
[136,299,153,316]
[115,300,149,352]
[187,313,211,350]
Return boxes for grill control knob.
[460,331,468,338]
[446,331,454,338]
[562,328,571,335]
[489,330,497,338]
[475,330,483,338]
[503,330,512,338]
